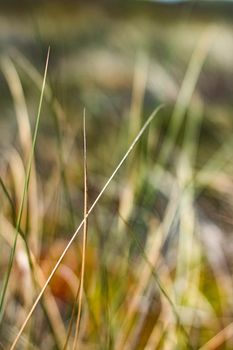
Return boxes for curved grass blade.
[9,104,164,350]
[0,48,50,321]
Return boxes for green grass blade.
[0,48,50,320]
[9,104,164,350]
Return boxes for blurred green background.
[0,1,233,349]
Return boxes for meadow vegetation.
[0,3,233,349]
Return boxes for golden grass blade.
[0,55,39,254]
[199,321,233,350]
[11,48,76,230]
[117,215,191,349]
[3,149,28,236]
[158,26,217,167]
[9,104,164,350]
[0,213,67,349]
[0,150,68,348]
[0,48,50,321]
[63,110,88,350]
[115,187,179,348]
[118,53,149,234]
[173,101,203,311]
[62,284,80,350]
[129,52,149,139]
[0,56,31,158]
[72,109,88,350]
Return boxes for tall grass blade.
[9,104,164,350]
[119,214,192,349]
[0,54,40,254]
[199,321,233,350]
[158,27,216,167]
[0,48,50,321]
[10,49,76,229]
[72,109,88,350]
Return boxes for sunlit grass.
[0,22,233,350]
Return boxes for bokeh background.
[0,1,233,349]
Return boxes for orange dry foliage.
[40,240,96,303]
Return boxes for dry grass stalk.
[9,105,163,349]
[72,110,88,349]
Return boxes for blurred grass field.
[0,2,233,349]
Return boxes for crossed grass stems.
[0,27,232,349]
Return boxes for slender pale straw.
[72,109,88,350]
[10,104,164,350]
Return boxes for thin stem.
[10,104,164,350]
[73,109,88,350]
[0,48,50,320]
